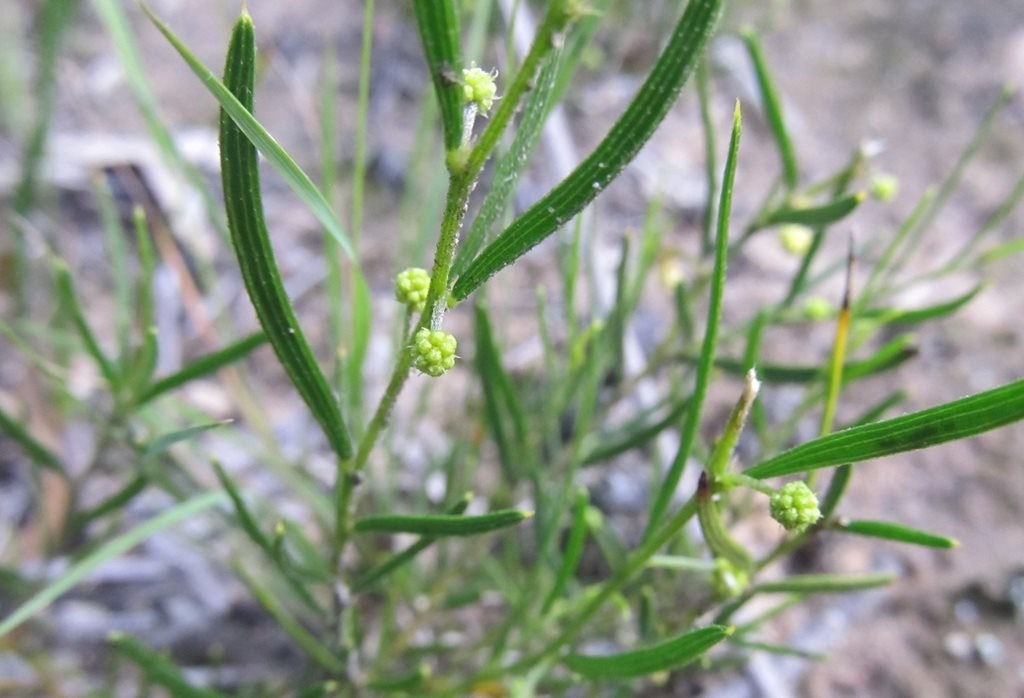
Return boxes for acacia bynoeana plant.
[0,0,1023,693]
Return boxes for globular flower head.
[462,63,499,114]
[803,296,832,321]
[871,173,899,202]
[711,557,750,598]
[413,328,457,377]
[770,481,821,532]
[778,224,813,255]
[395,267,431,312]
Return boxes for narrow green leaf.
[452,0,722,299]
[564,625,731,679]
[837,519,958,549]
[70,475,147,530]
[746,378,1024,479]
[353,496,471,592]
[892,86,1015,275]
[548,0,615,108]
[818,464,851,520]
[646,99,740,538]
[143,421,229,461]
[607,236,631,378]
[212,461,273,555]
[233,563,344,674]
[779,149,862,308]
[647,555,717,572]
[367,665,431,693]
[697,334,916,384]
[728,637,825,661]
[109,633,228,698]
[274,519,332,583]
[958,169,1024,261]
[142,5,355,261]
[13,0,80,215]
[217,13,351,460]
[412,0,463,151]
[54,259,119,389]
[474,303,528,481]
[860,284,982,325]
[0,492,225,638]
[542,488,590,614]
[135,332,266,405]
[126,206,158,390]
[697,59,717,255]
[978,236,1024,265]
[674,281,695,340]
[741,28,797,189]
[581,397,690,466]
[93,176,133,362]
[0,406,65,476]
[754,573,894,594]
[345,270,371,422]
[758,192,864,230]
[354,509,532,536]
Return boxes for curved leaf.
[696,334,916,384]
[759,192,864,229]
[755,573,894,594]
[646,99,740,537]
[746,378,1024,479]
[860,284,983,325]
[136,332,266,405]
[564,625,731,679]
[218,13,351,460]
[837,519,958,548]
[742,28,797,189]
[354,509,531,536]
[412,0,463,151]
[109,633,228,698]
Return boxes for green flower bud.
[803,296,832,321]
[395,267,431,311]
[711,557,750,598]
[413,327,457,377]
[462,63,499,114]
[770,481,821,532]
[778,224,813,255]
[871,173,899,202]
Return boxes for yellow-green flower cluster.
[778,224,813,255]
[395,267,431,312]
[770,481,821,532]
[463,63,498,114]
[413,328,457,377]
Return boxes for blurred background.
[1,0,1023,694]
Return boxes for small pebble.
[953,598,980,624]
[1007,575,1024,616]
[943,631,973,661]
[975,632,1005,667]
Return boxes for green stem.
[332,171,476,586]
[719,471,774,496]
